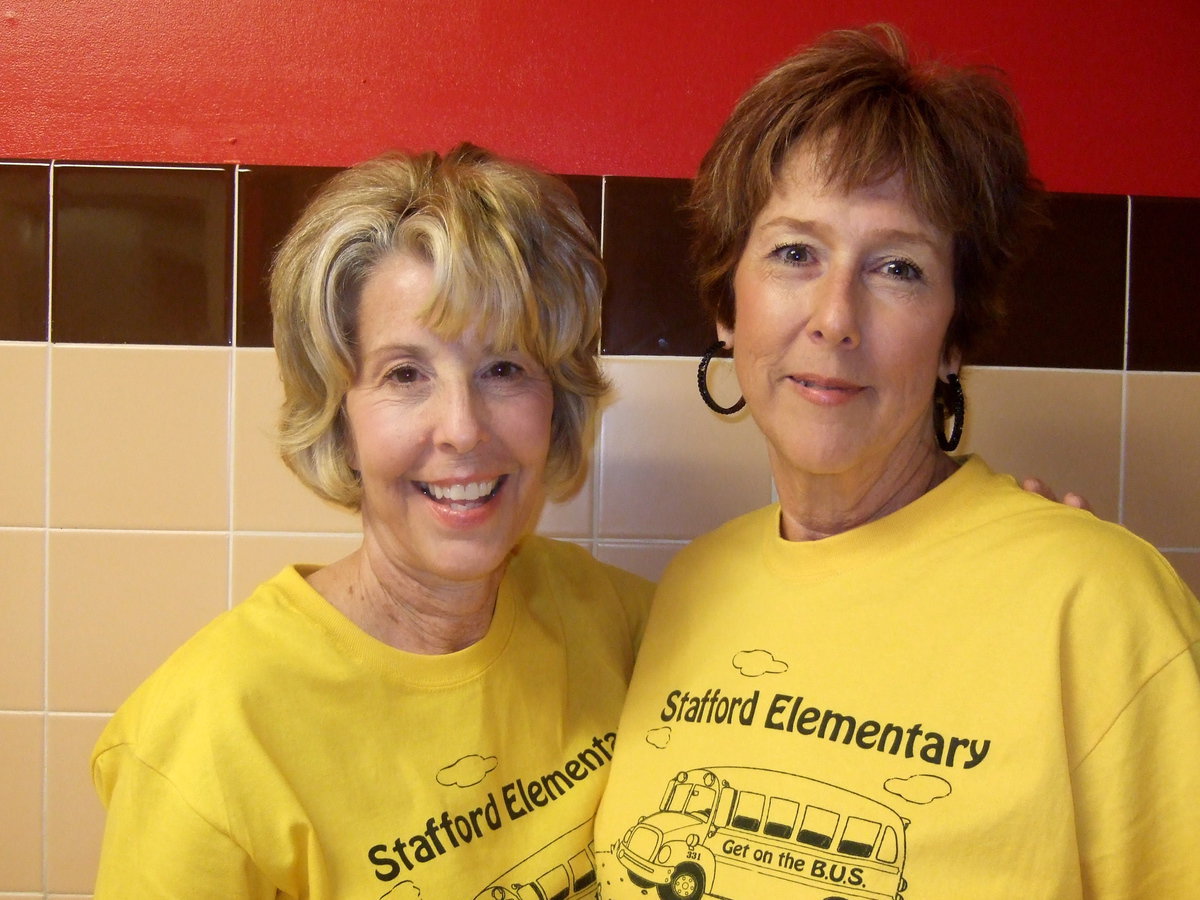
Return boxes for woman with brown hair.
[595,25,1199,899]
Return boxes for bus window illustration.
[612,767,909,900]
[473,824,598,900]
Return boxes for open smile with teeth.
[417,477,504,507]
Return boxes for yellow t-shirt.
[92,536,652,899]
[594,457,1200,900]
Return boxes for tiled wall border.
[3,159,1198,371]
[2,158,1199,898]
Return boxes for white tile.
[594,541,683,583]
[49,346,230,530]
[597,357,773,540]
[231,348,360,533]
[959,367,1123,522]
[0,344,47,526]
[1125,373,1200,546]
[536,442,596,538]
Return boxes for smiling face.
[721,145,959,515]
[344,252,554,590]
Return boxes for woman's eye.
[484,360,522,379]
[387,365,422,384]
[882,259,924,281]
[772,243,813,265]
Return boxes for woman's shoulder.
[965,457,1168,558]
[668,504,778,563]
[510,535,656,635]
[157,566,316,670]
[513,535,653,593]
[959,458,1198,627]
[93,567,324,758]
[637,506,777,606]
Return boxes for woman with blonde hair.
[92,144,652,898]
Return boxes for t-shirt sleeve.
[1071,635,1200,897]
[601,562,656,650]
[92,744,277,899]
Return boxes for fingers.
[1020,477,1094,513]
[1020,477,1057,503]
[1062,492,1093,512]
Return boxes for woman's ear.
[939,346,962,380]
[340,405,359,472]
[716,321,735,350]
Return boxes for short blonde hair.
[270,144,607,510]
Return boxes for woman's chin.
[768,439,869,482]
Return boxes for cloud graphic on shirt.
[732,649,789,677]
[884,773,952,805]
[378,880,421,899]
[437,754,498,788]
[645,727,671,749]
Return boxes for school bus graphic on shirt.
[612,766,909,899]
[473,820,599,900]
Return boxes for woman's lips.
[415,476,505,510]
[788,373,864,406]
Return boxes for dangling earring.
[933,373,965,452]
[697,341,745,415]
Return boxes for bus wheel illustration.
[659,863,705,900]
[627,871,654,889]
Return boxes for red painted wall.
[2,0,1197,196]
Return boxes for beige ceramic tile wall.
[1125,373,1200,548]
[597,356,774,539]
[959,367,1125,521]
[50,346,230,531]
[1,344,1197,898]
[0,343,46,527]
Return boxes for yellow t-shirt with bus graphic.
[92,538,653,899]
[594,457,1200,900]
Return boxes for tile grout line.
[0,709,111,717]
[592,394,605,550]
[592,177,607,546]
[1117,195,1132,526]
[1,525,362,537]
[227,167,243,611]
[51,162,226,172]
[42,159,57,898]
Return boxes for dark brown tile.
[52,164,233,345]
[600,176,712,356]
[0,162,50,341]
[1129,196,1200,372]
[236,166,342,348]
[559,174,603,248]
[973,193,1127,369]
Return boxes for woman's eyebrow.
[867,227,944,249]
[756,216,941,249]
[755,215,820,233]
[357,342,431,372]
[363,342,426,358]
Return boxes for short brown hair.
[270,144,607,510]
[691,23,1043,358]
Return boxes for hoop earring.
[697,341,745,415]
[933,373,965,452]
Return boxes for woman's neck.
[774,445,959,542]
[306,546,502,654]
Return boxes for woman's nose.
[431,383,488,452]
[807,271,861,348]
